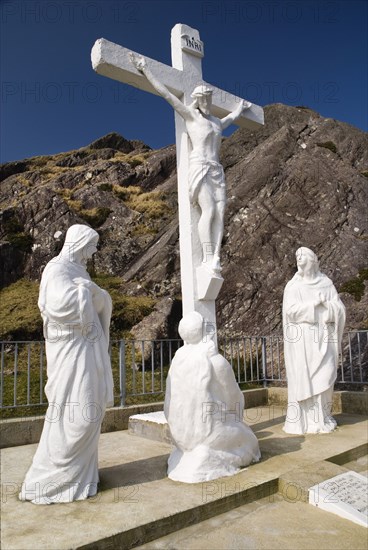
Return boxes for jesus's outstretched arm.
[129,53,192,122]
[221,100,252,130]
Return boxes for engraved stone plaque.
[309,471,368,527]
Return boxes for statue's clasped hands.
[315,292,329,308]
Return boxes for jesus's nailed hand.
[129,52,147,73]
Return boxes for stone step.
[1,407,367,550]
[127,394,277,445]
[127,408,275,445]
[129,411,173,444]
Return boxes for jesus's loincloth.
[188,156,226,204]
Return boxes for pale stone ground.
[1,407,367,550]
[137,459,368,550]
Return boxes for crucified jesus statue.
[130,53,251,274]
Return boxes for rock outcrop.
[1,104,367,337]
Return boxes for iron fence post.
[119,340,126,407]
[261,336,267,388]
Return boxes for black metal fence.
[0,331,367,411]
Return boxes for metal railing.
[0,331,367,412]
[220,331,368,388]
[115,338,183,406]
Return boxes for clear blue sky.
[1,0,367,163]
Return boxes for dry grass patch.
[113,185,169,218]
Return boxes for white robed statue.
[164,312,261,483]
[19,224,114,504]
[283,247,345,435]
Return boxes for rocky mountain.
[1,104,367,339]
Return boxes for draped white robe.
[164,340,260,483]
[283,272,345,434]
[19,225,114,504]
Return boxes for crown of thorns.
[191,85,213,98]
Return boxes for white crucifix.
[91,23,264,342]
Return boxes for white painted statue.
[129,53,251,274]
[164,312,261,483]
[19,224,114,504]
[283,247,346,435]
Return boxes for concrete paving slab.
[343,455,368,477]
[136,493,368,550]
[1,407,367,550]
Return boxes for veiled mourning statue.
[283,247,346,435]
[19,225,114,504]
[164,312,261,483]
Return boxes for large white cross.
[92,23,264,341]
